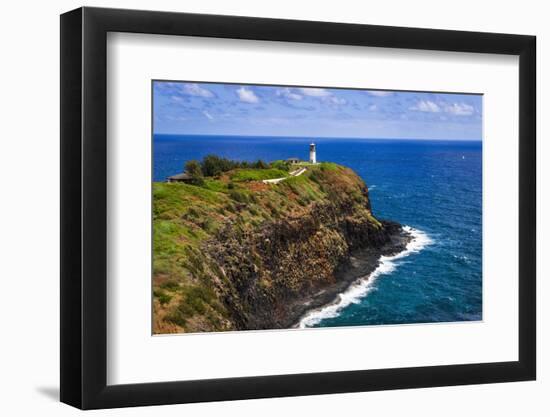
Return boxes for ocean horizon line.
[153,133,482,143]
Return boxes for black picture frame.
[60,6,536,410]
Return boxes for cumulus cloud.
[165,115,188,121]
[276,88,303,100]
[294,87,346,106]
[444,102,475,116]
[183,83,214,98]
[299,88,331,97]
[409,99,476,116]
[367,91,393,97]
[237,87,260,103]
[410,100,441,113]
[329,96,347,106]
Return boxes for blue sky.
[153,81,482,140]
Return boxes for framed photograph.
[60,7,536,409]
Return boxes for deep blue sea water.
[154,134,482,327]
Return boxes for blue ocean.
[154,134,482,327]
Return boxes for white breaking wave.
[298,226,433,328]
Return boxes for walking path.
[262,167,307,184]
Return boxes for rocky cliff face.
[152,163,408,334]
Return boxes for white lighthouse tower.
[309,142,317,164]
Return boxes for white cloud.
[329,96,347,106]
[410,100,441,113]
[183,83,214,98]
[166,115,187,121]
[368,91,393,97]
[202,110,214,120]
[445,102,475,116]
[299,88,331,97]
[237,87,259,103]
[295,87,346,106]
[368,104,378,111]
[276,88,303,100]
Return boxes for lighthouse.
[309,142,317,164]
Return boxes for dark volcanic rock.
[207,201,411,330]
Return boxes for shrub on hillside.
[185,160,205,185]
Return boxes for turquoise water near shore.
[154,135,482,327]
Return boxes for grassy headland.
[153,156,401,334]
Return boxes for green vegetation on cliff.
[153,158,390,334]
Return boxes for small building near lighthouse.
[309,142,317,164]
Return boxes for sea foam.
[298,226,433,328]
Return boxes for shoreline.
[284,225,418,329]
